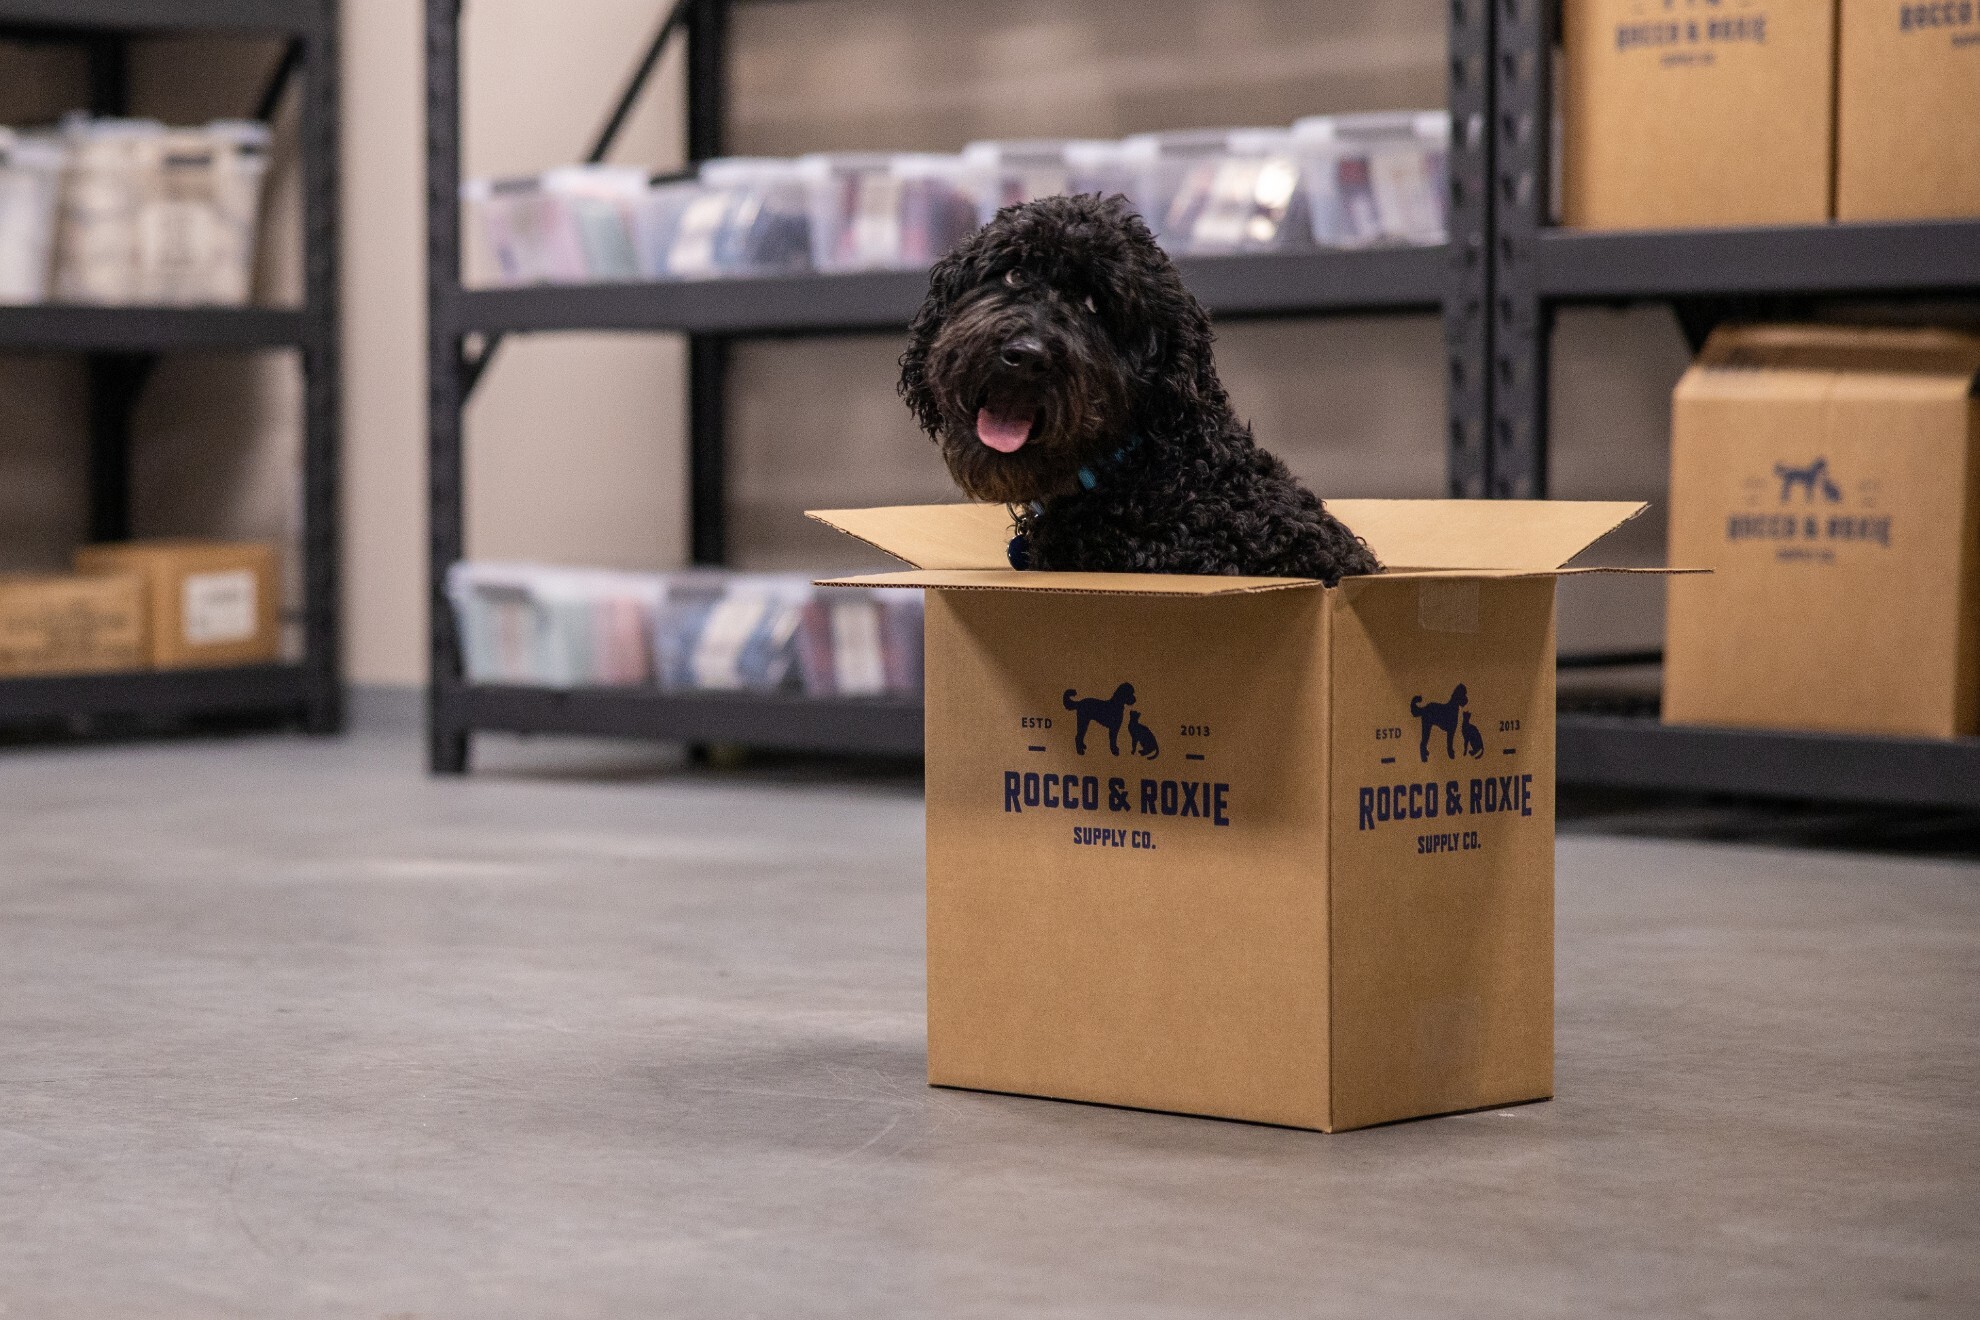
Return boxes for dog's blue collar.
[1007,435,1145,570]
[1075,433,1144,493]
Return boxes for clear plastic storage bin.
[800,152,980,272]
[137,120,270,305]
[541,164,646,282]
[1063,136,1158,219]
[465,175,589,286]
[1294,112,1449,249]
[0,129,66,304]
[55,116,163,304]
[638,158,811,280]
[1137,127,1306,254]
[962,139,1079,224]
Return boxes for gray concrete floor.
[1,723,1976,1319]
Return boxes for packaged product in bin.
[961,139,1093,224]
[0,128,65,304]
[800,152,980,272]
[541,164,646,281]
[137,120,271,305]
[654,572,812,693]
[1294,112,1449,248]
[55,116,163,304]
[794,588,924,697]
[1063,136,1159,220]
[447,562,662,687]
[465,176,591,286]
[1137,127,1307,254]
[636,158,811,279]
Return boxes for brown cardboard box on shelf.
[0,572,146,677]
[1835,0,1980,221]
[73,539,279,670]
[811,499,1682,1132]
[1559,0,1837,229]
[1665,325,1980,738]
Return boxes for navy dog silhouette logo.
[1775,457,1843,504]
[1410,683,1477,762]
[1062,682,1153,757]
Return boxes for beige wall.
[342,0,690,685]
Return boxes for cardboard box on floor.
[0,572,146,677]
[1559,0,1836,229]
[74,539,279,670]
[812,499,1678,1132]
[1836,0,1980,221]
[1666,325,1980,738]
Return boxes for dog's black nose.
[999,336,1046,370]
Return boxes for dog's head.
[1452,684,1468,707]
[899,193,1227,505]
[1113,682,1136,706]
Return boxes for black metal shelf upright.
[1489,0,1980,808]
[0,0,341,737]
[424,0,1488,773]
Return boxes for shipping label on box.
[1836,0,1980,220]
[813,498,1672,1131]
[1560,0,1837,229]
[0,572,146,677]
[1666,325,1980,737]
[74,539,279,669]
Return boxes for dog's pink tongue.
[976,405,1035,454]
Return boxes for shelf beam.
[1536,220,1980,301]
[0,0,324,35]
[0,305,308,353]
[443,685,925,758]
[0,664,311,727]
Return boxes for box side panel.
[924,588,1333,1130]
[1835,0,1980,221]
[1665,378,1974,737]
[1327,577,1555,1131]
[77,542,280,670]
[1561,0,1835,229]
[0,575,147,677]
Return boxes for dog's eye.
[1082,294,1097,314]
[1003,269,1027,289]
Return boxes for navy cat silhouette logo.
[1127,710,1160,760]
[1409,683,1473,762]
[1063,682,1137,756]
[1775,457,1842,504]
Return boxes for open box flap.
[817,569,1320,598]
[807,505,1015,570]
[1323,499,1651,571]
[811,499,1655,574]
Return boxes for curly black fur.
[899,193,1380,584]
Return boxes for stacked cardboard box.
[1665,325,1980,737]
[1559,0,1980,228]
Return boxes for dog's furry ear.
[897,241,975,438]
[1107,208,1229,433]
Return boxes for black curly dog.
[1064,682,1135,756]
[1411,684,1468,763]
[899,194,1380,584]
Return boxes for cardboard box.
[1560,0,1837,229]
[74,539,279,670]
[1835,0,1980,220]
[813,499,1673,1131]
[0,572,146,677]
[1665,325,1980,737]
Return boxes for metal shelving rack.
[1491,0,1980,808]
[0,0,341,737]
[425,0,1487,772]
